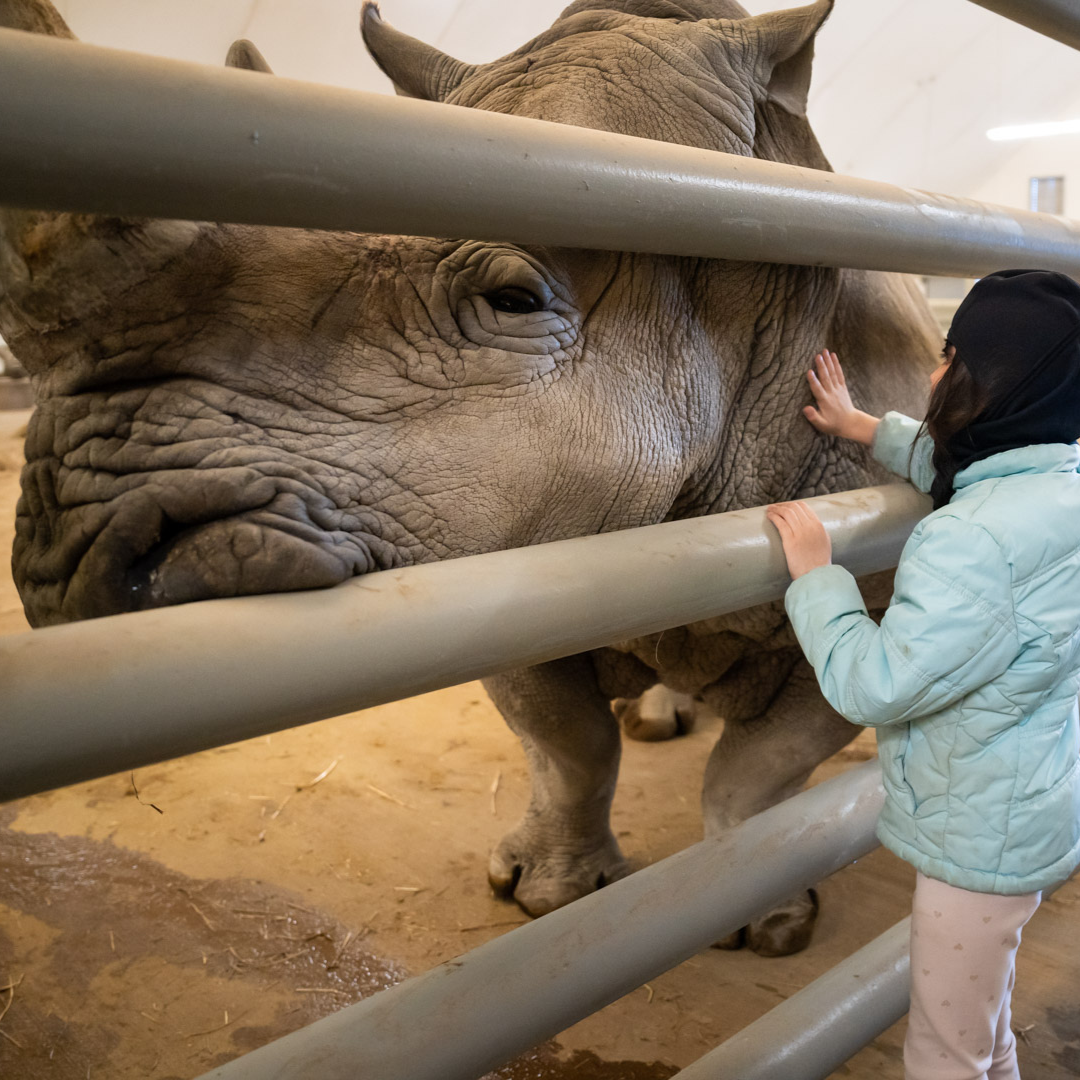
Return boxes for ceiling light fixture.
[987,119,1080,141]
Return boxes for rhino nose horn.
[0,207,205,386]
[0,2,163,379]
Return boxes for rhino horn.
[0,0,196,372]
[360,2,477,101]
[0,0,74,37]
[226,38,274,73]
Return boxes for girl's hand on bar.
[804,350,880,446]
[766,501,832,580]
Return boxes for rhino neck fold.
[671,258,846,519]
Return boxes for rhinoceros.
[0,0,940,955]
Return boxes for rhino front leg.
[702,659,860,956]
[483,654,627,917]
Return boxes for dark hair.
[912,341,1006,509]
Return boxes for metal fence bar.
[0,484,925,802]
[968,0,1080,50]
[672,917,910,1080]
[193,762,885,1080]
[2,29,1080,279]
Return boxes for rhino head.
[1,0,931,629]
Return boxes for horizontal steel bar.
[968,0,1080,51]
[1,29,1080,277]
[673,917,910,1080]
[0,484,925,802]
[195,762,885,1080]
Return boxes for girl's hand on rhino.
[766,501,832,580]
[804,350,880,446]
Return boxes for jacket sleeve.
[872,411,935,494]
[783,518,1020,727]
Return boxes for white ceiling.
[48,0,1080,205]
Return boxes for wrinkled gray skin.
[1,0,939,954]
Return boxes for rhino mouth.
[16,481,389,627]
[14,389,403,628]
[127,508,381,609]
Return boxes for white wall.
[50,0,575,93]
[968,88,1080,217]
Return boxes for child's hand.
[766,501,832,580]
[804,350,880,446]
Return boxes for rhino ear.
[738,0,833,118]
[361,2,477,101]
[226,38,274,73]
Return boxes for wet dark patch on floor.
[0,807,677,1079]
[1045,1004,1080,1074]
[488,1046,678,1079]
[0,801,403,1078]
[0,923,122,1077]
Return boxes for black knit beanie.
[933,268,1080,507]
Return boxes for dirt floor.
[1,404,1078,1079]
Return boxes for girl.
[766,268,1080,1080]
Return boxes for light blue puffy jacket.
[785,412,1080,894]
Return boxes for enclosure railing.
[672,914,912,1080]
[0,483,927,802]
[2,28,1080,280]
[196,762,893,1080]
[968,0,1080,51]
[1,3,1076,1077]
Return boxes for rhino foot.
[710,890,819,956]
[613,684,695,743]
[488,825,629,917]
[711,927,745,950]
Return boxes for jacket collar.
[954,441,1080,489]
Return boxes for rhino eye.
[486,287,543,314]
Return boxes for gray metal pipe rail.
[0,483,927,802]
[673,917,911,1080]
[2,28,1080,279]
[969,0,1080,51]
[195,762,885,1080]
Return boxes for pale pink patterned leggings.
[905,872,1041,1080]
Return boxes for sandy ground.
[1,405,1078,1079]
